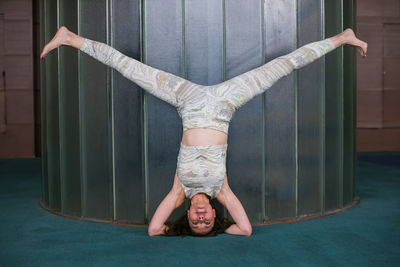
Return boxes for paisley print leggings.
[79,38,336,110]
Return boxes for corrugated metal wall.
[40,0,357,225]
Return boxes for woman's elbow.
[147,228,154,236]
[147,226,159,236]
[148,224,166,236]
[243,225,252,236]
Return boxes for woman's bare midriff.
[181,128,228,146]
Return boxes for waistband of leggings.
[180,142,228,149]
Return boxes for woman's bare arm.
[148,172,185,236]
[217,176,252,236]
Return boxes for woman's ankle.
[64,30,85,50]
[329,32,346,48]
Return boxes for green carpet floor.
[0,152,399,266]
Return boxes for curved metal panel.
[225,0,263,222]
[297,0,324,216]
[324,0,344,212]
[264,0,297,221]
[343,0,357,206]
[44,0,60,211]
[144,0,184,221]
[185,0,223,85]
[185,0,225,213]
[112,0,145,224]
[39,0,48,207]
[59,0,81,216]
[40,0,357,225]
[79,0,113,220]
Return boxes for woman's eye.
[205,221,210,225]
[193,221,198,225]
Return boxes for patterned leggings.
[79,38,336,110]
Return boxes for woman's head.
[186,200,216,235]
[164,193,233,236]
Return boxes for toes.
[361,48,367,57]
[362,43,368,57]
[40,49,46,59]
[357,47,363,56]
[40,44,51,59]
[356,46,366,57]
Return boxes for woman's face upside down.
[187,202,216,235]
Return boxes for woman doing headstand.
[41,26,367,237]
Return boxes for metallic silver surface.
[297,0,324,216]
[324,0,344,212]
[112,0,145,224]
[79,0,113,220]
[59,0,81,216]
[41,0,357,225]
[144,0,185,221]
[44,0,61,211]
[225,0,264,222]
[264,0,298,221]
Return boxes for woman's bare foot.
[40,26,85,59]
[342,28,368,57]
[330,28,368,58]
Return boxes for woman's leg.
[214,28,367,110]
[40,26,197,108]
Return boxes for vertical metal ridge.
[77,0,87,218]
[222,0,226,81]
[222,0,227,219]
[56,0,63,212]
[181,0,186,79]
[181,0,189,212]
[343,0,357,204]
[140,0,149,224]
[45,0,52,208]
[320,0,326,213]
[106,0,116,222]
[338,0,344,208]
[295,0,299,218]
[352,0,357,200]
[44,0,52,208]
[260,0,266,222]
[40,0,47,205]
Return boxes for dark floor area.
[0,152,399,266]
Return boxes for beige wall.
[0,0,34,158]
[357,0,400,151]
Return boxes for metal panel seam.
[141,0,149,224]
[352,0,357,200]
[260,0,266,222]
[107,0,116,222]
[222,0,226,82]
[40,0,47,205]
[181,0,186,79]
[57,0,63,212]
[295,0,299,218]
[222,0,227,218]
[339,0,344,208]
[77,0,88,218]
[321,0,326,213]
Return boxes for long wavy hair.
[164,205,233,237]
